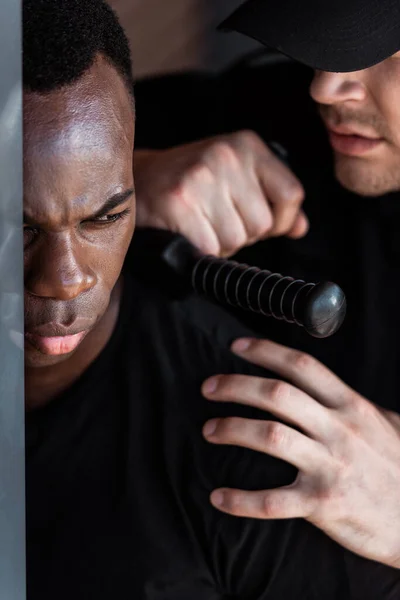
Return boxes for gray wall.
[0,0,26,598]
[111,0,262,77]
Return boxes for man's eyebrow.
[92,188,135,219]
[23,188,135,225]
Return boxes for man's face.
[24,56,135,368]
[310,51,400,196]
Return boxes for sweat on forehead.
[24,55,135,152]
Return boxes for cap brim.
[219,0,400,73]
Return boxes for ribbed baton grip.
[192,256,346,338]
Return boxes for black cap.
[219,0,400,73]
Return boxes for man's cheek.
[99,233,132,287]
[119,220,135,260]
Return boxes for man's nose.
[309,70,367,106]
[25,233,97,301]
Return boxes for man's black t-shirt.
[26,60,400,599]
[26,270,400,600]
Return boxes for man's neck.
[25,278,123,411]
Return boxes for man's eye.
[88,209,131,225]
[93,214,120,223]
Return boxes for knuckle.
[267,380,290,404]
[290,350,316,372]
[281,180,305,205]
[262,493,281,518]
[168,179,193,209]
[222,229,248,255]
[200,237,221,257]
[311,485,336,512]
[262,421,287,449]
[189,227,221,256]
[313,484,350,523]
[249,214,273,239]
[209,140,241,168]
[342,395,376,435]
[302,491,320,518]
[348,392,372,415]
[169,162,214,207]
[233,129,262,148]
[336,453,352,475]
[186,161,214,186]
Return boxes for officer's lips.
[325,123,384,156]
[25,323,89,356]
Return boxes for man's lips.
[25,330,88,356]
[24,322,90,356]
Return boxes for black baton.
[129,228,346,339]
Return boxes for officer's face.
[310,51,400,197]
[23,55,135,368]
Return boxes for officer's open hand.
[202,338,400,568]
[134,131,308,257]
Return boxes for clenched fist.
[134,131,308,257]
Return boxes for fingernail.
[203,377,219,395]
[211,490,225,507]
[231,338,251,353]
[203,419,218,438]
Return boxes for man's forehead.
[24,55,135,149]
[23,57,135,225]
[24,94,132,160]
